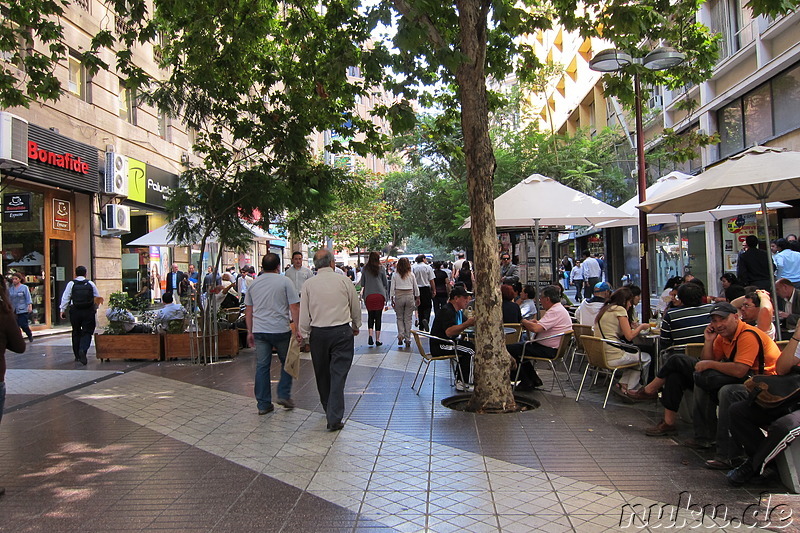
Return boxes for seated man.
[507,285,573,391]
[691,301,780,451]
[156,292,186,332]
[775,277,800,331]
[727,336,800,485]
[659,282,714,352]
[574,281,611,326]
[428,286,475,392]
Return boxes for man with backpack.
[59,266,100,365]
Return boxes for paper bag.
[285,335,301,379]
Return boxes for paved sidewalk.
[0,313,797,532]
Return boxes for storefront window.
[1,188,46,326]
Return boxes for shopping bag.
[285,335,301,379]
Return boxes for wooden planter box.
[94,333,162,361]
[162,329,240,360]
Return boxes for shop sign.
[24,124,99,193]
[53,198,71,231]
[27,141,90,175]
[127,157,178,208]
[3,192,31,222]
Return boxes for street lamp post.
[589,47,685,320]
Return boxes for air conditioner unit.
[104,152,129,196]
[0,112,29,170]
[105,204,131,233]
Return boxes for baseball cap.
[594,281,611,292]
[709,302,738,317]
[449,286,470,299]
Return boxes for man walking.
[246,253,301,415]
[285,251,314,297]
[581,250,601,300]
[60,265,100,365]
[164,263,187,304]
[299,249,361,431]
[736,235,772,290]
[499,252,519,285]
[412,254,436,331]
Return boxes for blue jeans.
[254,331,292,410]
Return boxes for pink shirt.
[534,302,573,349]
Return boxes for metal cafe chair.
[513,330,574,396]
[577,335,644,408]
[409,329,464,395]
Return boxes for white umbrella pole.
[534,219,541,317]
[676,214,684,278]
[761,198,782,341]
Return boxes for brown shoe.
[627,388,659,401]
[645,420,678,436]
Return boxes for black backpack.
[71,279,95,310]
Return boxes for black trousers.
[729,400,800,474]
[656,354,696,412]
[432,339,474,383]
[309,324,354,426]
[573,280,583,302]
[507,342,554,386]
[69,307,96,357]
[417,286,433,331]
[584,277,600,300]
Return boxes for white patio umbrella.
[461,174,630,301]
[128,220,278,247]
[639,145,800,340]
[596,170,790,274]
[8,251,44,266]
[461,174,630,229]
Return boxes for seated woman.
[593,287,651,394]
[501,284,522,324]
[518,285,537,319]
[732,288,775,339]
[710,273,739,303]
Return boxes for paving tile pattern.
[0,310,795,532]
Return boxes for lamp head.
[588,49,633,73]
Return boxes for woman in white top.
[390,257,420,347]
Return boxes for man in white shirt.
[581,251,602,300]
[59,265,100,365]
[412,255,436,331]
[285,251,314,296]
[453,252,467,272]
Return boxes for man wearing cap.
[690,300,779,454]
[629,302,779,440]
[429,286,476,392]
[574,281,611,325]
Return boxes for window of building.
[347,66,361,78]
[68,52,90,101]
[773,63,800,137]
[158,112,170,140]
[118,79,135,124]
[718,100,744,158]
[743,83,772,147]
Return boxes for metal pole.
[761,199,782,341]
[675,214,684,277]
[634,74,651,320]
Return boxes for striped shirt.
[660,303,713,349]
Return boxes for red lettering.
[26,141,90,175]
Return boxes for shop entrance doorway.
[50,239,73,327]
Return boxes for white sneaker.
[455,380,466,392]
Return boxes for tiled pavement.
[1,311,797,532]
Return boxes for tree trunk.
[456,0,516,412]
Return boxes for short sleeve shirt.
[245,273,300,333]
[534,303,573,349]
[712,320,779,375]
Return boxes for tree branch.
[391,0,447,50]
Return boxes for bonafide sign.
[28,141,90,175]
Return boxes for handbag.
[693,328,765,396]
[744,367,800,409]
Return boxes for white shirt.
[59,276,100,312]
[582,257,601,279]
[411,262,435,287]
